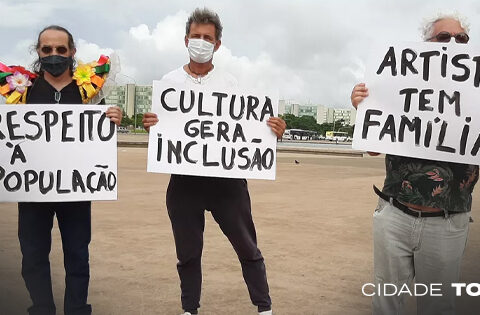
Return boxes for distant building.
[104,87,357,126]
[105,84,153,117]
[324,107,356,126]
[134,85,153,115]
[279,100,356,125]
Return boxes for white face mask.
[187,38,215,63]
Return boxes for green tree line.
[120,112,354,136]
[121,112,143,128]
[280,114,354,136]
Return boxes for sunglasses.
[40,45,69,54]
[428,31,469,44]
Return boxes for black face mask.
[40,55,73,77]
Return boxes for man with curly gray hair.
[143,7,285,315]
[351,11,476,315]
[420,11,470,42]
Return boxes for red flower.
[9,66,37,79]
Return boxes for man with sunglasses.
[3,25,122,315]
[351,13,477,315]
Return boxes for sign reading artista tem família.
[0,105,118,202]
[353,41,480,164]
[147,80,279,180]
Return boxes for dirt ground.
[1,149,479,315]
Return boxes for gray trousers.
[373,198,470,315]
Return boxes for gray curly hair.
[186,7,223,41]
[420,11,470,41]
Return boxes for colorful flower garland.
[0,63,37,104]
[74,55,111,104]
[0,55,111,104]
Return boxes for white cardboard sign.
[353,41,480,165]
[0,104,118,202]
[147,80,278,180]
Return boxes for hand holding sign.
[267,117,287,139]
[351,83,369,109]
[142,112,159,132]
[105,106,123,126]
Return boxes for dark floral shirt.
[382,155,479,213]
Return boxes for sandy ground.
[0,149,479,315]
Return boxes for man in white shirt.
[143,7,285,315]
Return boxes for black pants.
[18,201,92,315]
[166,175,271,312]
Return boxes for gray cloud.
[1,0,479,108]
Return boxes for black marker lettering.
[221,147,235,170]
[107,172,116,190]
[246,96,259,120]
[96,171,108,191]
[260,97,274,121]
[362,109,382,139]
[232,123,246,143]
[42,110,59,142]
[185,119,200,137]
[438,90,461,116]
[86,172,97,193]
[39,171,54,194]
[379,114,396,142]
[401,48,418,76]
[10,144,26,165]
[157,134,163,162]
[72,170,86,193]
[7,111,24,141]
[262,148,274,170]
[250,148,262,171]
[376,46,397,76]
[4,172,21,192]
[198,92,212,116]
[98,113,115,141]
[436,121,455,153]
[217,121,229,142]
[161,88,177,111]
[202,144,219,167]
[451,54,470,82]
[419,89,434,112]
[230,95,245,120]
[200,120,214,139]
[24,111,42,140]
[56,170,70,194]
[212,92,228,116]
[61,110,74,142]
[238,147,251,170]
[399,88,418,113]
[167,140,182,164]
[183,141,198,164]
[399,115,421,145]
[179,90,195,113]
[419,50,440,81]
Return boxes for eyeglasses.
[40,45,69,54]
[428,31,469,44]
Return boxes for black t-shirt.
[27,75,83,104]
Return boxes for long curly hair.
[31,25,77,74]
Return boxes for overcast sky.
[1,0,479,108]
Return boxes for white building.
[279,101,356,125]
[105,84,153,117]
